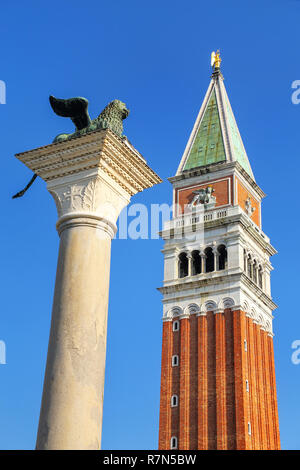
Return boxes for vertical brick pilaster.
[158,320,173,449]
[262,329,274,449]
[197,313,208,449]
[253,322,267,449]
[179,317,190,449]
[225,308,236,450]
[207,311,217,449]
[246,317,259,449]
[233,309,249,449]
[189,315,198,449]
[215,310,227,449]
[259,327,270,449]
[267,335,281,449]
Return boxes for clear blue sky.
[0,0,299,450]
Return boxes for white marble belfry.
[15,129,161,450]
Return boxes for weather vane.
[211,50,221,70]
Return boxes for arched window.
[205,247,214,273]
[258,266,263,289]
[243,249,247,272]
[253,260,257,284]
[217,244,227,270]
[170,436,178,449]
[191,250,201,275]
[171,395,178,407]
[178,252,188,278]
[173,320,179,332]
[247,255,252,278]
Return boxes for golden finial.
[211,50,221,70]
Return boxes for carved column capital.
[48,169,130,237]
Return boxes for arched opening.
[258,266,263,289]
[172,355,179,367]
[247,255,252,278]
[205,247,214,273]
[243,249,247,272]
[171,395,178,407]
[178,252,188,278]
[170,436,178,449]
[191,250,201,275]
[173,320,179,332]
[253,260,257,284]
[217,244,227,270]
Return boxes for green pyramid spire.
[178,67,254,180]
[223,92,253,177]
[183,89,226,170]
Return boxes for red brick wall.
[158,311,280,450]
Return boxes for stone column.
[15,129,161,450]
[187,253,193,277]
[200,251,206,274]
[213,247,219,272]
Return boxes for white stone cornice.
[15,128,161,196]
[16,129,162,232]
[162,317,173,322]
[170,161,265,200]
[160,207,276,257]
[161,296,274,334]
[158,272,277,312]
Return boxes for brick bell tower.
[158,52,280,450]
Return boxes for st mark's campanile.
[158,52,280,450]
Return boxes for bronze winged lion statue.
[13,96,129,198]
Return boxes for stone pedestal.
[15,129,161,450]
